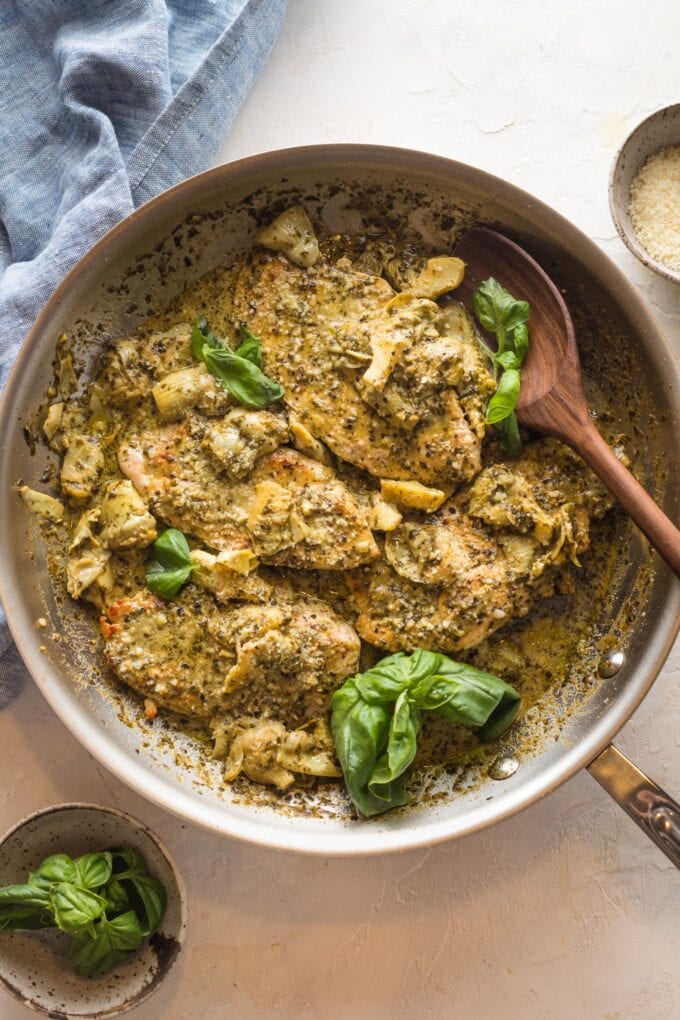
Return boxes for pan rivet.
[489,756,519,780]
[598,650,625,678]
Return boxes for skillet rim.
[1,143,678,856]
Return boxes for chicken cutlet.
[102,586,360,725]
[118,414,380,570]
[233,253,494,489]
[347,441,614,652]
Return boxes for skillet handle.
[587,743,680,869]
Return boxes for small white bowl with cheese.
[609,103,680,284]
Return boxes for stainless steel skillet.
[0,144,679,858]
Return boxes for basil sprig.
[472,278,530,456]
[0,847,166,978]
[146,528,195,599]
[68,911,144,977]
[192,316,283,409]
[331,649,521,818]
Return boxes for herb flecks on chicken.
[102,586,360,727]
[347,440,615,653]
[118,418,380,570]
[233,254,494,489]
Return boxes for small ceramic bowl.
[609,102,680,284]
[0,803,187,1018]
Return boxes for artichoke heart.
[360,294,439,394]
[152,364,230,421]
[67,509,111,599]
[246,479,309,557]
[191,548,270,604]
[58,351,78,398]
[368,492,402,532]
[42,402,64,447]
[19,485,64,521]
[288,416,331,465]
[204,408,288,479]
[379,478,447,512]
[99,480,157,550]
[60,434,104,504]
[213,716,340,790]
[255,205,320,268]
[407,256,465,299]
[276,720,341,778]
[385,522,472,584]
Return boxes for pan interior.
[2,148,678,853]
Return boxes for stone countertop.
[2,2,679,1017]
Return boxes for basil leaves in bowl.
[0,803,186,1018]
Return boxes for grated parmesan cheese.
[629,145,680,272]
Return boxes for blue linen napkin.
[0,0,288,707]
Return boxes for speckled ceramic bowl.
[609,102,680,283]
[0,804,187,1018]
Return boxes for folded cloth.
[0,0,288,707]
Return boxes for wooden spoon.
[454,226,680,578]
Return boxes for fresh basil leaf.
[355,649,441,704]
[498,411,522,457]
[369,691,421,806]
[74,852,112,891]
[504,299,529,333]
[203,346,283,409]
[124,875,166,935]
[146,560,192,599]
[150,529,192,570]
[146,529,194,599]
[68,925,126,978]
[485,369,521,424]
[110,847,165,931]
[512,322,529,364]
[110,847,148,877]
[471,277,530,454]
[471,278,505,334]
[24,871,53,896]
[50,882,107,938]
[32,853,77,885]
[234,327,263,367]
[331,649,520,817]
[0,883,51,909]
[191,316,222,361]
[104,910,145,950]
[411,659,521,740]
[496,350,521,371]
[104,878,130,914]
[68,910,146,978]
[330,679,401,817]
[0,903,51,931]
[354,653,413,703]
[478,689,522,742]
[472,278,529,339]
[192,315,282,408]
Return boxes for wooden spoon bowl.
[454,226,680,578]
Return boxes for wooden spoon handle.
[573,421,680,579]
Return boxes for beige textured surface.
[2,1,680,1016]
